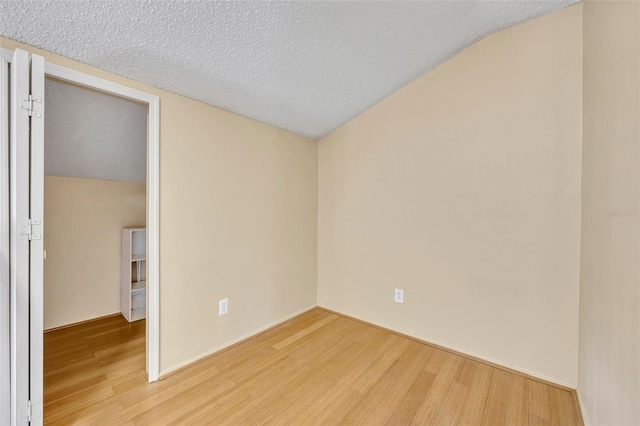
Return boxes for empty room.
[0,1,638,425]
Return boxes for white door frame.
[29,53,45,426]
[0,47,161,383]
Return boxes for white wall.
[580,2,640,424]
[43,175,146,329]
[317,5,583,387]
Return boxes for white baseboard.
[159,304,317,378]
[44,311,122,332]
[423,338,577,389]
[319,305,577,390]
[160,303,579,393]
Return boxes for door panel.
[10,47,31,426]
[1,56,10,426]
[29,54,45,426]
[9,48,45,425]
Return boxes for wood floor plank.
[456,359,493,425]
[431,381,469,425]
[180,390,252,425]
[529,412,553,426]
[488,368,528,425]
[481,397,507,426]
[43,309,583,425]
[410,351,465,424]
[527,379,552,421]
[289,342,396,425]
[487,368,511,403]
[119,364,224,417]
[271,313,338,350]
[131,374,237,425]
[504,374,528,425]
[386,369,436,425]
[291,386,360,425]
[219,336,365,425]
[549,386,581,425]
[348,334,412,394]
[338,341,433,425]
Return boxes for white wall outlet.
[219,298,228,316]
[394,288,404,304]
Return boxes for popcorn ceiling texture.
[45,79,148,183]
[2,1,577,140]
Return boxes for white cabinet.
[121,227,146,322]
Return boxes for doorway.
[43,77,148,330]
[42,76,148,420]
[1,48,160,425]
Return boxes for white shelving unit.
[122,227,146,322]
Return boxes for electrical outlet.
[219,298,228,316]
[394,288,404,304]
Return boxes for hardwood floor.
[44,308,583,425]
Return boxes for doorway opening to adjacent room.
[42,76,149,421]
[1,47,159,425]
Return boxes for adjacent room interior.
[43,77,148,331]
[1,1,639,425]
[41,77,149,417]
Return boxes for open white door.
[10,47,31,426]
[1,55,11,426]
[9,48,44,425]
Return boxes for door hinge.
[19,219,42,240]
[21,94,42,118]
[26,399,42,422]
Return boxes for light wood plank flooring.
[44,308,582,425]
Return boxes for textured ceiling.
[2,1,577,140]
[45,78,147,183]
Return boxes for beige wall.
[580,2,640,424]
[160,92,318,371]
[43,176,145,330]
[1,36,319,374]
[317,5,583,387]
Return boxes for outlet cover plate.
[395,288,404,304]
[219,298,228,315]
